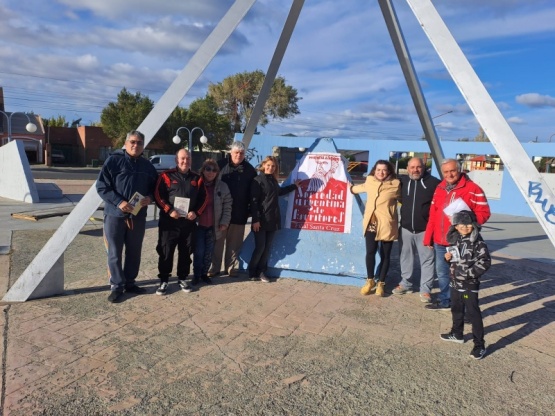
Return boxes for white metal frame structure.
[4,0,555,302]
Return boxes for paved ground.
[0,180,554,415]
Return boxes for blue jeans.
[193,226,215,278]
[434,244,450,306]
[103,215,146,291]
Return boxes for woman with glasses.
[192,159,233,285]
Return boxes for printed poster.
[285,152,353,233]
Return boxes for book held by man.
[129,192,145,216]
[174,197,190,216]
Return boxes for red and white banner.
[285,152,352,233]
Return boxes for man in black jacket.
[209,141,257,277]
[154,149,206,295]
[393,157,440,303]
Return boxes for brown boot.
[360,278,376,295]
[375,282,385,297]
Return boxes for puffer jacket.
[250,174,297,231]
[423,173,491,246]
[445,226,491,292]
[351,175,401,241]
[198,177,233,240]
[96,149,158,218]
[400,172,440,233]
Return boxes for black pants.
[249,230,276,278]
[450,287,485,348]
[156,220,196,282]
[364,232,393,282]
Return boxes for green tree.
[100,88,154,147]
[43,115,68,128]
[186,96,233,151]
[207,70,300,133]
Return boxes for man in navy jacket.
[96,130,158,303]
[393,157,440,303]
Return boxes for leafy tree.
[100,88,154,147]
[186,96,233,151]
[43,115,68,128]
[207,70,301,133]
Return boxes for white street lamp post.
[0,111,37,143]
[390,151,407,174]
[172,127,208,165]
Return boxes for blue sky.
[0,0,554,143]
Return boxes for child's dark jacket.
[446,227,491,292]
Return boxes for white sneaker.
[260,273,271,283]
[156,282,168,296]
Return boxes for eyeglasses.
[204,166,218,173]
[128,140,144,146]
[457,224,473,227]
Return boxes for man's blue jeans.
[434,244,450,306]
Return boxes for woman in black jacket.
[249,156,299,282]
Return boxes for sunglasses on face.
[204,166,218,173]
[128,140,144,146]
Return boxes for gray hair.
[441,158,461,172]
[230,141,246,152]
[126,130,145,141]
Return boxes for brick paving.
[0,209,554,414]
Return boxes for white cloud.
[507,116,526,125]
[516,93,555,108]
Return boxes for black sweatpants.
[450,287,485,348]
[156,219,196,282]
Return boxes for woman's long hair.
[258,156,279,180]
[369,160,396,180]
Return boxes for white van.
[149,154,176,172]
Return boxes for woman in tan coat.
[351,160,401,297]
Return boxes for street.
[30,166,101,180]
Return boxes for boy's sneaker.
[470,345,487,360]
[425,302,450,311]
[440,332,464,344]
[178,280,193,293]
[259,273,271,283]
[420,292,432,303]
[392,285,409,295]
[156,282,168,296]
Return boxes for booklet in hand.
[128,192,145,216]
[173,197,190,216]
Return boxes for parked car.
[51,150,65,163]
[149,154,175,172]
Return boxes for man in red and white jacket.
[423,158,490,310]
